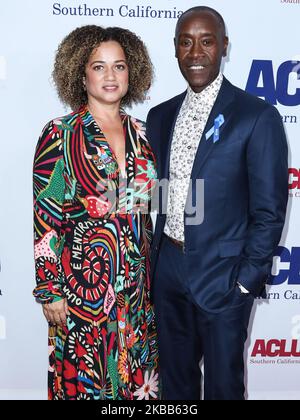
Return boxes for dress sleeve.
[33,120,66,304]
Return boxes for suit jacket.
[146,77,288,312]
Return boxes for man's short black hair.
[175,6,226,40]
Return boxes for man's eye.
[202,39,212,46]
[181,40,191,47]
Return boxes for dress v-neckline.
[85,106,127,178]
[104,137,126,179]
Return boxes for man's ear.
[174,37,178,58]
[223,36,229,57]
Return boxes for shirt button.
[193,116,198,121]
[188,146,192,150]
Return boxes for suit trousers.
[153,235,254,400]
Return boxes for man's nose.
[189,41,205,58]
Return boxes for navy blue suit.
[146,78,288,399]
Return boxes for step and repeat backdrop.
[0,0,299,400]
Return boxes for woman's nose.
[104,66,116,80]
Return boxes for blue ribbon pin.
[205,114,225,143]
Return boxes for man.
[146,6,288,400]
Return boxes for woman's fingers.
[64,300,70,316]
[53,312,61,326]
[56,310,67,327]
[45,305,56,325]
[42,305,50,323]
[43,299,68,327]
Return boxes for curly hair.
[53,25,153,110]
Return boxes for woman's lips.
[103,85,118,91]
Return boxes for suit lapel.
[160,92,186,180]
[190,78,236,179]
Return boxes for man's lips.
[187,64,207,71]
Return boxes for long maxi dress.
[33,105,160,400]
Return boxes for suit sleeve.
[146,108,159,214]
[146,108,155,148]
[33,121,66,304]
[237,106,288,296]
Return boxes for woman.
[33,25,159,400]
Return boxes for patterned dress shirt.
[164,73,223,242]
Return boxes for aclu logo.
[268,247,300,285]
[289,168,300,198]
[250,317,300,364]
[246,60,300,106]
[0,315,6,340]
[251,339,300,357]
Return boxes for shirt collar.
[185,73,223,108]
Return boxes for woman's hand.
[42,299,70,327]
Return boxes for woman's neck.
[87,98,121,123]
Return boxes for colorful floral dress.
[33,105,160,400]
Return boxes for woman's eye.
[93,65,103,71]
[115,64,126,71]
